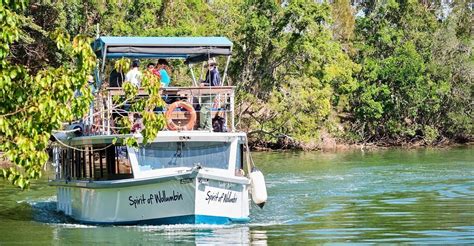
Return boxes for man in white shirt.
[125,60,142,87]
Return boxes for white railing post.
[230,89,235,132]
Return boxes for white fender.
[249,168,267,208]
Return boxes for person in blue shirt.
[200,58,221,87]
[199,58,223,130]
[157,59,171,87]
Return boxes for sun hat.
[207,57,217,65]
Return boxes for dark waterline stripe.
[76,215,250,225]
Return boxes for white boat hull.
[54,172,250,225]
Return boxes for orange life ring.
[165,101,197,131]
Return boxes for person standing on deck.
[147,62,162,81]
[157,59,171,87]
[199,58,222,130]
[125,60,142,87]
[109,67,125,87]
[201,58,221,87]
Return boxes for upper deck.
[82,86,236,136]
[78,36,238,137]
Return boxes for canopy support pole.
[188,63,198,86]
[222,55,231,86]
[101,45,107,72]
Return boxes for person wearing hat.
[201,58,221,87]
[125,59,142,87]
[199,58,222,130]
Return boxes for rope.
[52,128,80,133]
[52,134,115,152]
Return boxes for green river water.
[0,147,472,245]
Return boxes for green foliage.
[331,0,355,53]
[1,0,472,189]
[139,68,166,143]
[111,59,166,144]
[429,0,473,140]
[234,0,359,147]
[349,0,472,144]
[1,1,96,188]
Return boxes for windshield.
[135,142,231,172]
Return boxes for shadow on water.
[30,200,74,224]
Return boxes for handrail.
[103,86,236,133]
[107,86,236,96]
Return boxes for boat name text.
[128,190,183,208]
[206,191,237,204]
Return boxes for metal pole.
[107,92,112,135]
[230,90,235,132]
[188,63,198,86]
[53,146,60,179]
[101,45,107,72]
[222,55,231,86]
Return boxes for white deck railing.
[87,86,236,135]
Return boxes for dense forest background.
[0,0,472,186]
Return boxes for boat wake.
[26,197,79,226]
[25,197,275,229]
[25,195,286,232]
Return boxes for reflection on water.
[49,223,266,245]
[0,147,473,244]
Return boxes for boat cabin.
[55,132,248,181]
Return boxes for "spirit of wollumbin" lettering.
[129,190,183,208]
[205,190,238,204]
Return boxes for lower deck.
[53,131,249,181]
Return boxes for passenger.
[156,59,171,87]
[125,60,142,87]
[109,69,124,87]
[200,58,221,87]
[147,62,161,80]
[199,58,222,130]
[147,62,156,71]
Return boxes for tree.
[350,0,472,144]
[430,0,473,141]
[0,0,96,188]
[331,0,355,54]
[231,0,359,148]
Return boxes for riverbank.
[0,139,471,170]
[249,134,474,152]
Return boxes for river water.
[0,147,472,244]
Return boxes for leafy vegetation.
[1,0,95,188]
[349,0,472,145]
[0,0,472,187]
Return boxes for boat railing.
[84,86,236,136]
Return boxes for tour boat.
[49,37,267,225]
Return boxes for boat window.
[135,141,230,171]
[237,143,243,169]
[59,145,132,180]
